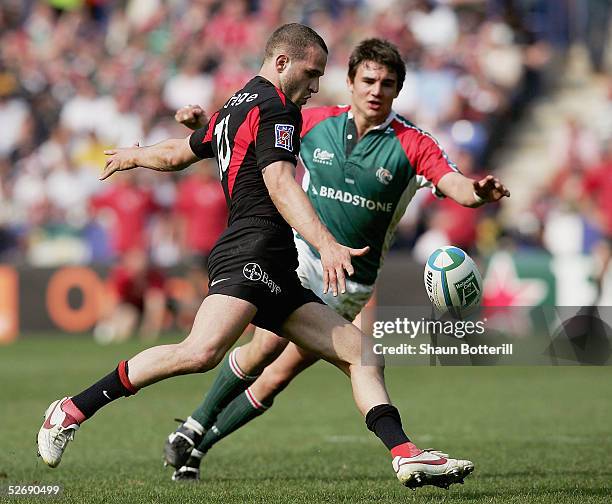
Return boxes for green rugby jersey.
[298,105,458,285]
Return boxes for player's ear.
[275,54,290,74]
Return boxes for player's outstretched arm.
[101,137,198,180]
[262,161,369,296]
[437,172,510,207]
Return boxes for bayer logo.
[243,263,263,281]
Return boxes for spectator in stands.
[0,0,558,263]
[94,247,167,344]
[90,171,158,258]
[580,139,612,302]
[174,161,227,264]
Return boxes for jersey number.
[214,114,231,179]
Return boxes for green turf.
[0,335,610,503]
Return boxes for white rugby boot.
[37,397,80,468]
[393,448,474,489]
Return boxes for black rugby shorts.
[206,217,322,332]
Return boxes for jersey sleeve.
[409,133,459,186]
[301,105,350,138]
[255,98,302,171]
[189,112,218,159]
[393,122,459,197]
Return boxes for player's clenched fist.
[319,241,370,296]
[175,105,207,130]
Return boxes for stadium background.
[0,1,611,503]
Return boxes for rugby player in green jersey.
[166,38,509,485]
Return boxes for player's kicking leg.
[163,327,289,468]
[279,302,474,489]
[37,295,256,468]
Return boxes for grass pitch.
[1,335,611,503]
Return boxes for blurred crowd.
[523,100,612,302]
[0,0,608,271]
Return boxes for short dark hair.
[264,23,328,61]
[347,38,406,92]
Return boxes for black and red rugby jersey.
[189,76,302,227]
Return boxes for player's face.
[280,45,327,107]
[348,61,398,124]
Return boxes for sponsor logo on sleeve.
[275,124,294,152]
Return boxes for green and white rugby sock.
[191,347,258,430]
[195,387,270,454]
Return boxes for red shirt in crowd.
[423,193,480,249]
[110,264,165,311]
[582,158,612,236]
[90,181,157,254]
[436,197,480,249]
[174,173,227,256]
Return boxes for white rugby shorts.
[294,236,374,322]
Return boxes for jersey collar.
[347,109,397,133]
[255,75,298,108]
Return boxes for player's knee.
[196,345,226,372]
[178,340,224,373]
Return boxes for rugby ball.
[424,246,482,318]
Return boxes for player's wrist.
[472,191,485,206]
[316,232,338,254]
